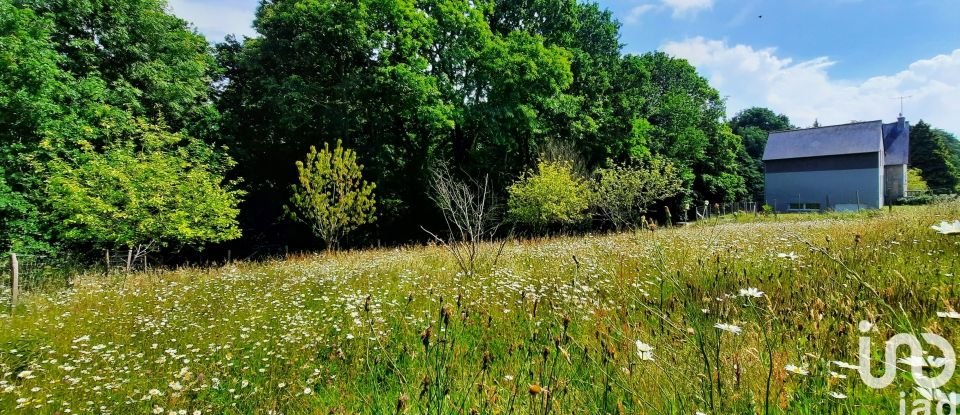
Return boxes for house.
[762,116,910,212]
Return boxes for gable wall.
[764,152,883,211]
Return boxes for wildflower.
[635,340,654,361]
[153,407,164,415]
[937,311,960,319]
[898,355,927,368]
[528,384,546,396]
[503,375,514,382]
[832,360,859,370]
[303,387,313,395]
[931,220,960,235]
[777,252,799,260]
[917,386,960,405]
[345,334,354,340]
[148,389,162,397]
[829,391,847,399]
[17,370,32,378]
[785,364,809,375]
[927,355,954,367]
[714,323,742,335]
[738,287,764,298]
[829,371,847,379]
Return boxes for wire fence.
[693,200,759,220]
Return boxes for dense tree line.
[18,0,951,255]
[0,0,239,254]
[216,0,749,247]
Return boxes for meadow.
[1,204,959,414]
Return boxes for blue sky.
[168,0,960,135]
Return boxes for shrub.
[592,157,683,230]
[46,121,243,252]
[507,160,591,229]
[287,140,377,250]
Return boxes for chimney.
[898,114,906,131]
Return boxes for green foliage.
[18,0,220,137]
[907,168,929,193]
[910,121,960,193]
[728,107,793,200]
[46,121,242,250]
[592,157,684,229]
[507,160,591,228]
[218,0,753,241]
[0,0,238,255]
[287,140,377,250]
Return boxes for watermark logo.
[857,321,957,414]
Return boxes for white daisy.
[931,220,960,235]
[714,323,742,335]
[832,360,860,370]
[937,311,960,319]
[785,364,809,375]
[635,340,654,361]
[738,287,764,298]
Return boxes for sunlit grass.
[1,203,959,414]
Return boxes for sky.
[168,0,960,136]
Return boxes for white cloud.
[661,37,960,136]
[622,0,713,24]
[167,0,259,41]
[624,4,657,23]
[661,0,714,17]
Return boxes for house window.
[787,202,821,211]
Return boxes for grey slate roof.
[882,119,910,165]
[762,121,884,161]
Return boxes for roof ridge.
[769,119,883,135]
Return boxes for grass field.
[1,204,959,414]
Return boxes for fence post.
[227,249,232,265]
[10,253,18,309]
[126,249,133,272]
[105,249,110,276]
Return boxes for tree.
[907,168,929,193]
[46,121,243,252]
[592,157,683,230]
[287,140,377,250]
[910,121,960,193]
[728,107,793,200]
[426,164,505,276]
[18,0,220,137]
[507,160,591,229]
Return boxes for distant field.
[1,204,959,414]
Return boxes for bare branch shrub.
[423,165,507,276]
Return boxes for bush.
[592,158,683,230]
[287,140,377,250]
[896,193,959,206]
[47,121,243,252]
[507,160,591,229]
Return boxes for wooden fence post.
[126,249,133,272]
[105,249,110,276]
[10,253,18,309]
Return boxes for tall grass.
[0,203,958,414]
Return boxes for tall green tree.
[1,0,240,254]
[17,0,220,138]
[728,107,793,200]
[910,121,960,193]
[631,52,747,203]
